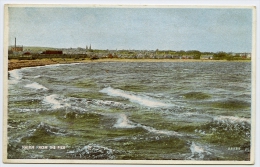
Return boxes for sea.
[7,61,251,160]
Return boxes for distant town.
[8,38,251,61]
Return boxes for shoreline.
[8,58,250,71]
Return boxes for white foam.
[44,63,81,68]
[9,69,22,84]
[89,99,133,109]
[213,116,250,124]
[188,142,211,160]
[189,142,206,159]
[113,114,136,128]
[141,125,181,136]
[25,82,48,90]
[37,122,67,136]
[43,94,63,109]
[100,87,172,108]
[44,64,63,67]
[33,75,41,78]
[112,114,181,136]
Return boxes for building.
[42,50,63,54]
[238,53,251,59]
[10,37,23,52]
[23,52,31,55]
[200,55,213,60]
[11,46,23,52]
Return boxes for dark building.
[42,50,63,54]
[23,52,31,55]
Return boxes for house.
[200,55,213,60]
[23,52,31,55]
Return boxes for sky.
[8,7,253,52]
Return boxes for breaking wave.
[9,69,22,84]
[25,82,48,90]
[113,114,181,136]
[34,122,68,136]
[100,87,172,108]
[67,144,116,159]
[33,75,41,78]
[113,114,136,128]
[15,122,69,143]
[43,94,69,109]
[188,142,212,160]
[141,124,181,136]
[213,116,250,124]
[87,99,133,109]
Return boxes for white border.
[1,0,259,167]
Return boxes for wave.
[42,95,133,113]
[213,116,250,124]
[33,75,41,78]
[100,87,172,108]
[113,114,136,128]
[43,94,70,109]
[188,142,212,160]
[141,124,181,136]
[43,63,82,68]
[25,82,48,90]
[12,122,69,143]
[9,69,22,84]
[42,95,91,113]
[113,114,181,136]
[9,108,43,113]
[35,122,67,136]
[67,144,115,159]
[88,99,134,109]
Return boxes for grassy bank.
[8,58,250,71]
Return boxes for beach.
[7,58,237,71]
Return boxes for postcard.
[3,4,256,164]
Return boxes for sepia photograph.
[2,3,256,165]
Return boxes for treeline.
[92,49,204,59]
[213,52,250,60]
[8,50,250,60]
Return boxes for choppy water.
[8,62,251,160]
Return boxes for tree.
[213,52,228,60]
[187,50,201,59]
